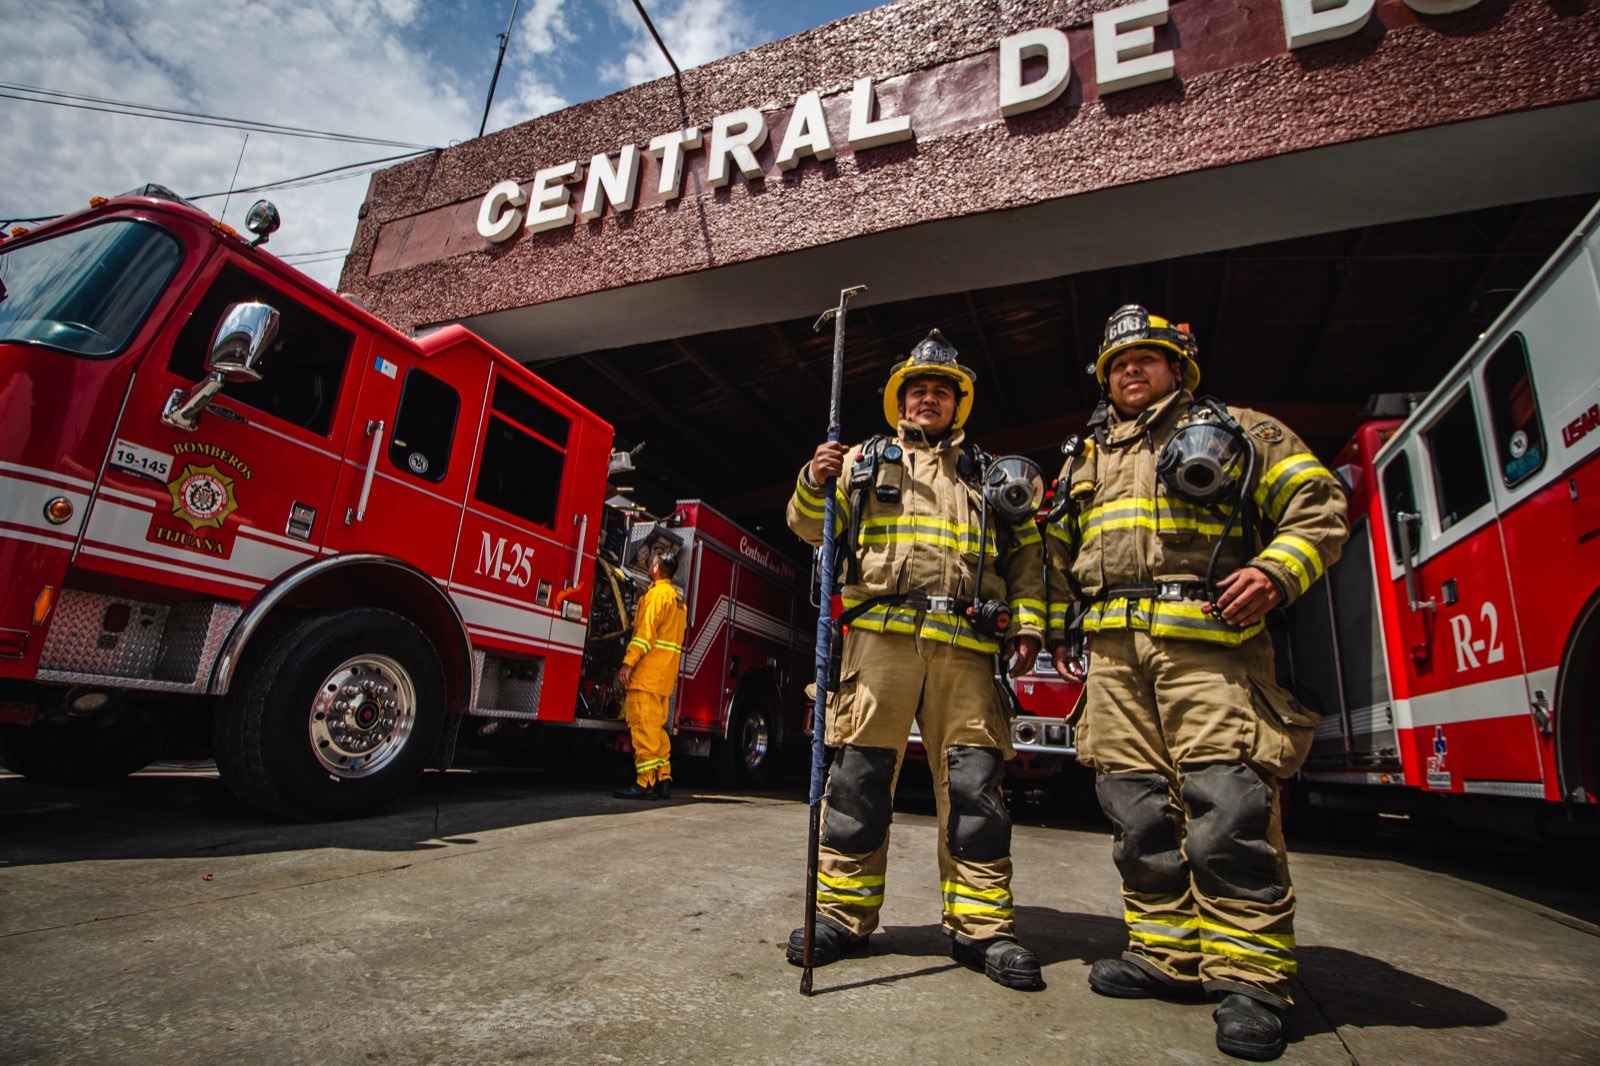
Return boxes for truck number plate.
[111,439,173,482]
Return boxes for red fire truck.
[0,186,808,818]
[1285,199,1600,826]
[906,653,1082,800]
[599,502,812,786]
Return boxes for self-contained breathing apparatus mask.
[967,454,1043,638]
[983,456,1046,525]
[1155,401,1246,506]
[1154,399,1257,602]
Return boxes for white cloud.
[520,0,576,55]
[601,0,759,88]
[486,0,575,131]
[0,0,478,288]
[488,75,571,131]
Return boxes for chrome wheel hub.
[741,711,770,771]
[309,654,416,778]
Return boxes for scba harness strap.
[1061,396,1259,626]
[841,434,990,585]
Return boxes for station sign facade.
[339,0,1599,355]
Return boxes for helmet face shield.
[983,455,1045,524]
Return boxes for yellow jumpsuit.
[787,422,1045,947]
[622,577,686,789]
[1045,388,1348,1009]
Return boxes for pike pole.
[800,283,865,996]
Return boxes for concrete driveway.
[2,764,1597,1064]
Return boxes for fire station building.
[338,0,1600,531]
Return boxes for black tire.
[712,689,781,788]
[212,608,445,820]
[0,701,163,782]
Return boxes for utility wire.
[278,252,350,266]
[479,0,523,138]
[0,81,437,150]
[6,149,430,230]
[185,150,431,200]
[631,0,680,75]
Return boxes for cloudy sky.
[1,0,880,287]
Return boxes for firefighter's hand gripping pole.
[801,283,865,996]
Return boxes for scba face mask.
[1156,410,1246,506]
[982,455,1045,524]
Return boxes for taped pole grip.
[801,284,865,996]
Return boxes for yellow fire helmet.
[1094,304,1201,392]
[882,329,977,430]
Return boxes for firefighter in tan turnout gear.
[1046,306,1347,1060]
[785,331,1048,989]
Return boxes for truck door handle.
[345,419,385,524]
[1394,510,1436,612]
[570,513,588,588]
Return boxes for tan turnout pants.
[816,626,1018,945]
[1076,627,1318,1009]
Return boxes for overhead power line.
[0,81,438,150]
[278,252,351,266]
[5,149,430,232]
[185,150,432,200]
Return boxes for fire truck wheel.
[712,690,781,788]
[213,608,445,820]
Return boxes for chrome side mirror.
[161,302,279,431]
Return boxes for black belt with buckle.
[1097,581,1211,604]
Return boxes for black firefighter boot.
[1088,957,1206,999]
[1214,993,1287,1061]
[785,917,870,966]
[612,781,658,800]
[951,937,1045,990]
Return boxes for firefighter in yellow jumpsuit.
[784,330,1048,989]
[614,548,687,800]
[1046,306,1348,1059]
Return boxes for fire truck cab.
[1287,198,1600,818]
[0,187,614,819]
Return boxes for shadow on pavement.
[1295,944,1509,1034]
[788,908,1505,1050]
[0,762,776,869]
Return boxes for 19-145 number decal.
[111,439,172,482]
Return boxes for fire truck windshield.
[0,219,183,358]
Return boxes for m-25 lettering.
[477,532,534,588]
[1450,601,1506,672]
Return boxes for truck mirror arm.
[161,301,279,432]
